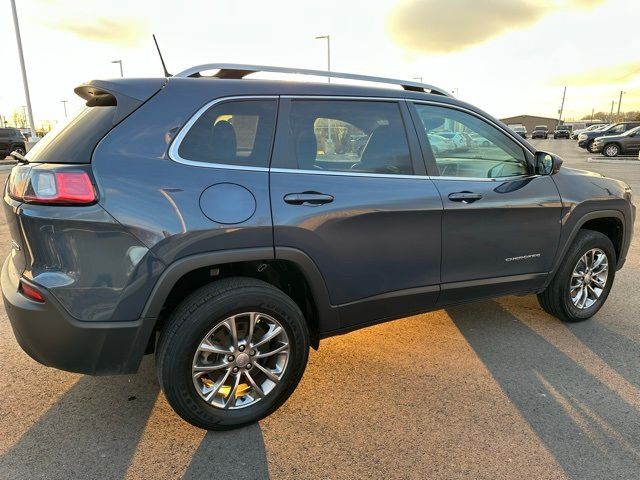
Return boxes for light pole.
[413,76,423,83]
[111,60,124,77]
[609,100,616,122]
[60,100,68,118]
[315,35,333,153]
[617,90,625,118]
[10,0,36,141]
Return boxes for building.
[500,115,559,133]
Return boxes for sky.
[1,0,639,128]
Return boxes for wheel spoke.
[224,316,239,349]
[579,286,589,308]
[204,368,232,402]
[254,342,289,359]
[252,325,283,349]
[193,362,228,372]
[253,361,280,383]
[592,253,606,269]
[224,373,242,409]
[244,370,264,398]
[198,342,231,355]
[247,312,259,344]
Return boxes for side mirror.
[535,151,563,175]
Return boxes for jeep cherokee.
[1,64,635,430]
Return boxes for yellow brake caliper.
[202,377,251,398]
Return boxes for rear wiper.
[9,150,28,164]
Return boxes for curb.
[587,157,639,164]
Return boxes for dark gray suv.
[1,65,635,430]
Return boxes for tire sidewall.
[159,283,309,429]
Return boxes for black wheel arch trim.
[545,208,630,289]
[129,246,338,372]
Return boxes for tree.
[12,109,27,128]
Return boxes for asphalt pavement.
[0,139,639,479]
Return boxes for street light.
[413,76,423,83]
[111,60,124,77]
[315,35,333,153]
[617,91,626,118]
[314,35,331,82]
[60,100,68,118]
[10,0,36,141]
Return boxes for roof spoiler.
[74,78,166,123]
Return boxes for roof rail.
[173,63,453,97]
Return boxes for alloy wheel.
[192,312,290,410]
[569,248,609,309]
[604,145,619,157]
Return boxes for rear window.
[0,128,18,139]
[176,99,277,168]
[26,106,116,163]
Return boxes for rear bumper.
[1,257,153,375]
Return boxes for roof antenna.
[153,34,172,77]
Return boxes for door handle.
[283,192,334,206]
[448,191,483,203]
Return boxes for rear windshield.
[0,128,19,138]
[26,106,116,163]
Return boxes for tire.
[603,143,620,157]
[156,277,310,430]
[537,230,616,322]
[587,140,596,152]
[13,146,26,156]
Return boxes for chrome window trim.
[270,168,429,180]
[168,94,539,183]
[168,95,278,170]
[409,99,536,156]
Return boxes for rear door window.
[284,100,413,175]
[176,99,277,168]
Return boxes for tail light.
[8,167,96,205]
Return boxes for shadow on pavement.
[0,356,271,479]
[570,321,640,389]
[183,423,269,480]
[0,357,160,479]
[447,301,640,480]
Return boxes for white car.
[437,131,467,150]
[427,133,456,154]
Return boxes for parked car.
[427,133,456,154]
[468,131,491,147]
[1,65,635,431]
[437,131,467,150]
[0,127,27,158]
[510,125,527,138]
[592,125,640,157]
[571,124,607,140]
[531,125,549,139]
[554,125,571,139]
[578,122,640,152]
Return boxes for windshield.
[534,126,546,130]
[624,126,640,136]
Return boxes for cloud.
[48,16,147,46]
[387,0,606,53]
[552,61,640,86]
